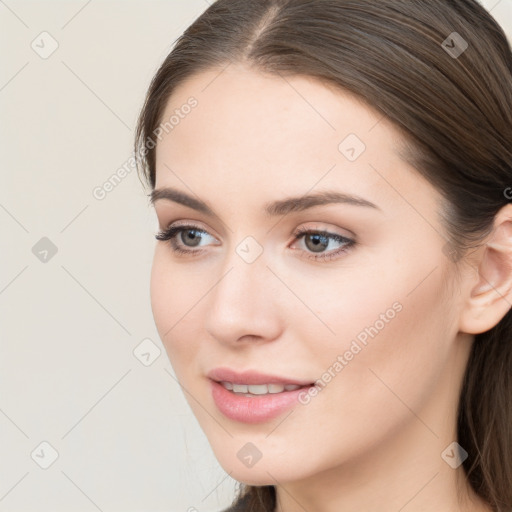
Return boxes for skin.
[149,63,511,512]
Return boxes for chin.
[226,465,290,486]
[212,447,311,486]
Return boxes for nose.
[203,250,284,347]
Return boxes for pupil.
[182,230,201,247]
[306,234,328,253]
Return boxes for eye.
[290,226,356,262]
[155,223,356,261]
[155,223,218,256]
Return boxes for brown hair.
[134,1,512,510]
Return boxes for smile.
[220,382,305,395]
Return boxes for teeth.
[268,384,286,394]
[220,382,304,395]
[232,384,248,393]
[247,384,270,395]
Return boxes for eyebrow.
[150,187,380,217]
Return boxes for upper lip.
[207,367,313,386]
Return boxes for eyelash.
[155,223,356,262]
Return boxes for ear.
[459,203,512,335]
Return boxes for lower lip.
[210,380,311,424]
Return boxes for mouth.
[207,368,316,423]
[217,381,308,396]
[207,367,314,388]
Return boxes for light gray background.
[1,1,511,511]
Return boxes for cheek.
[312,260,453,427]
[308,240,448,356]
[150,252,171,339]
[149,251,198,362]
[254,266,454,476]
[288,239,452,399]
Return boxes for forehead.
[153,64,439,220]
[156,64,390,165]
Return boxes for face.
[150,64,469,485]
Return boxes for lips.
[207,367,313,387]
[210,380,312,423]
[207,367,315,423]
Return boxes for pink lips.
[207,367,313,386]
[208,367,314,424]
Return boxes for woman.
[135,1,512,510]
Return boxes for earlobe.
[459,204,512,335]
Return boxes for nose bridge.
[204,240,283,343]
